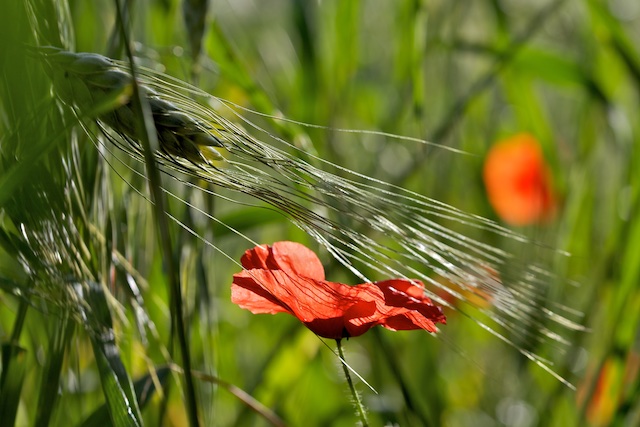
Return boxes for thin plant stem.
[10,300,29,344]
[336,339,369,427]
[113,0,200,425]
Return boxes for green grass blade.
[91,341,143,427]
[85,281,143,427]
[183,0,209,68]
[0,343,27,426]
[79,367,171,427]
[587,0,640,91]
[34,316,75,427]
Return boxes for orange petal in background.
[483,133,557,226]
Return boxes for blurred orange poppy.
[483,133,557,225]
[578,358,622,426]
[231,241,446,339]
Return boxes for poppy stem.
[336,339,369,427]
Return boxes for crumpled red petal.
[231,241,446,339]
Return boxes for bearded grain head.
[41,47,224,165]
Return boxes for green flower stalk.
[337,340,369,427]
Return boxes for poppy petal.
[375,279,446,324]
[341,300,380,337]
[231,271,290,314]
[271,241,326,280]
[233,268,356,338]
[240,244,273,270]
[380,312,438,333]
[231,242,446,339]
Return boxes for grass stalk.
[9,300,28,344]
[113,0,200,425]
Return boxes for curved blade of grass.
[0,0,66,211]
[79,367,171,427]
[83,281,142,427]
[92,346,142,427]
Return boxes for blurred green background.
[1,0,639,426]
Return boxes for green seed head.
[42,48,225,165]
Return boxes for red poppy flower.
[483,133,557,226]
[231,241,446,339]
